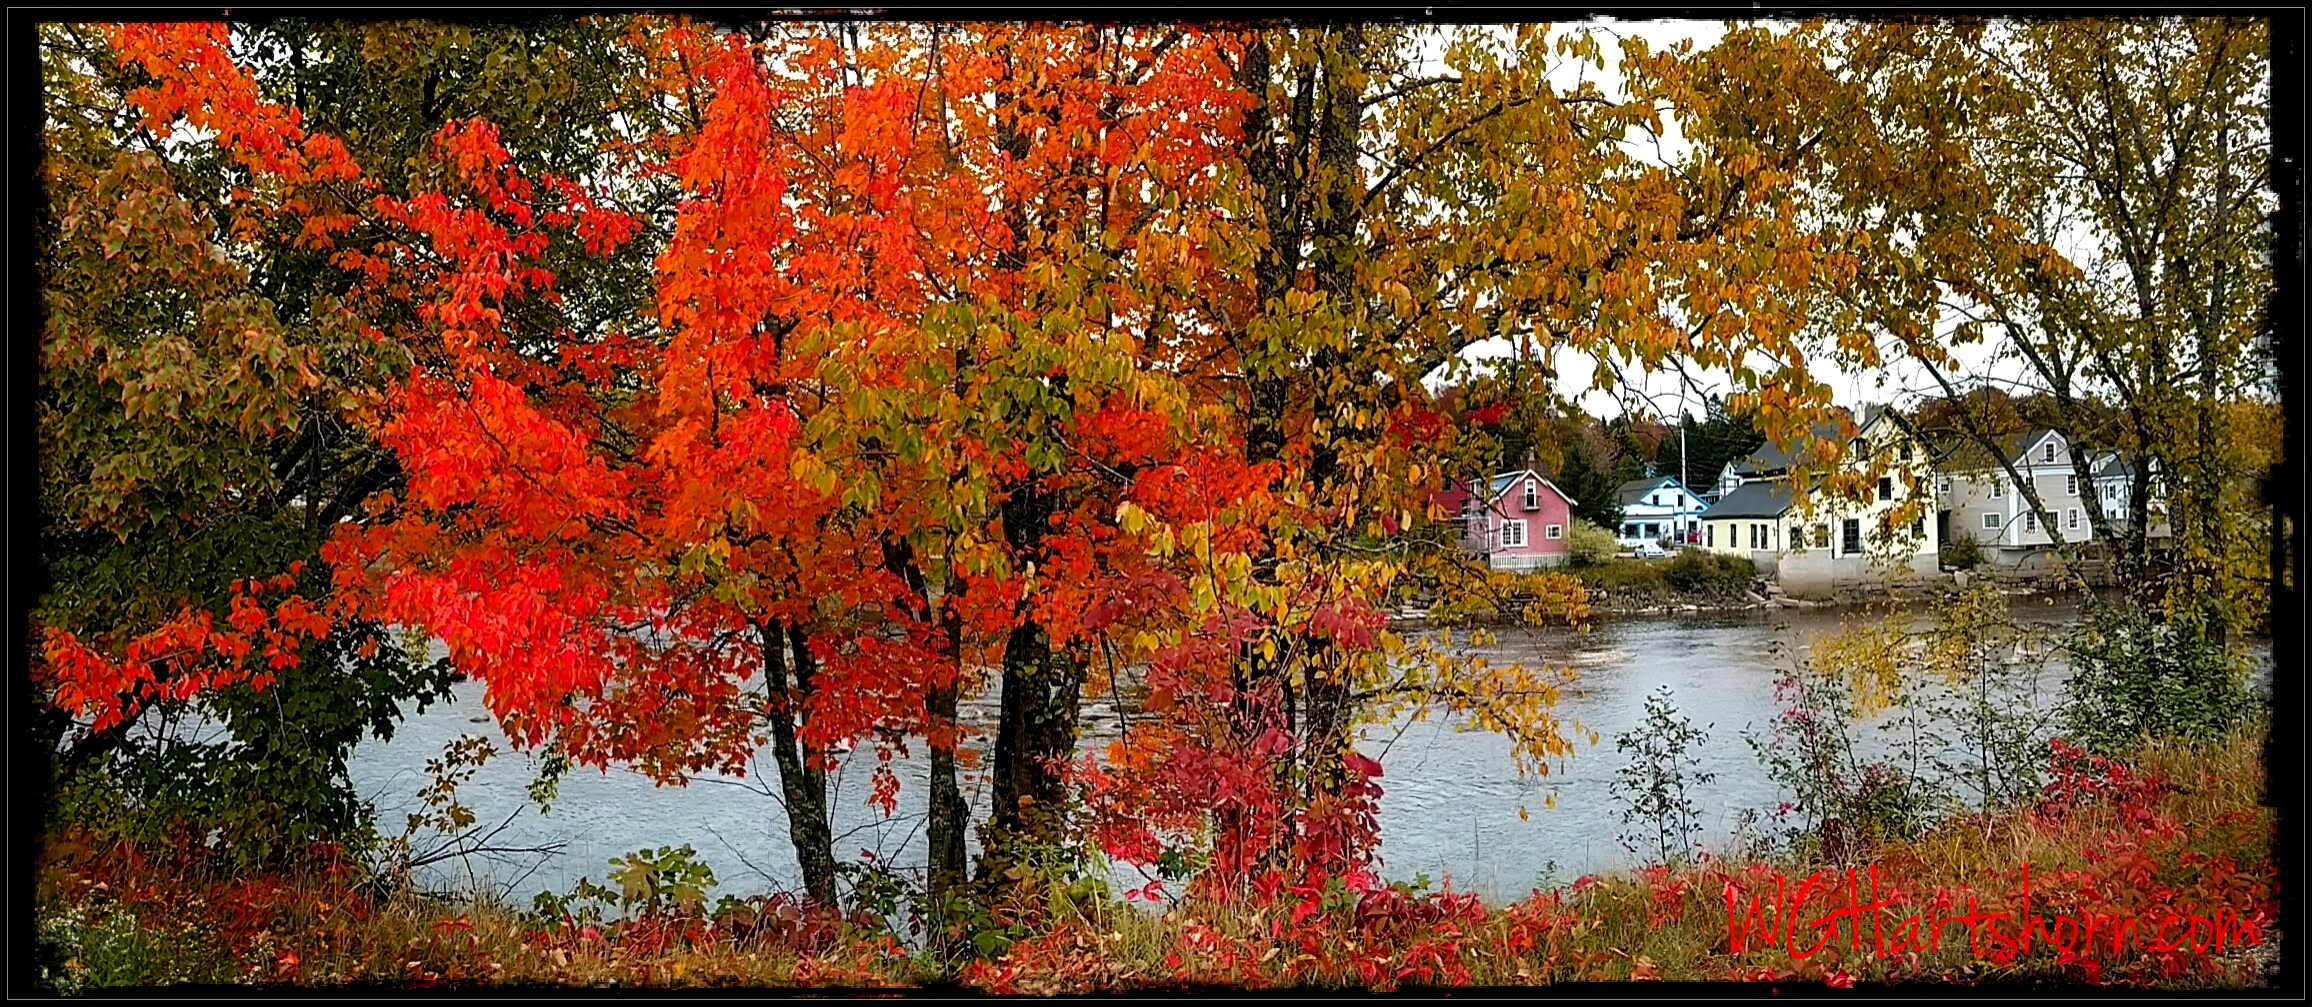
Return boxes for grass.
[33,722,2272,992]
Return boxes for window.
[2067,508,2080,530]
[1676,493,1686,508]
[1878,476,1895,502]
[2105,483,2118,501]
[1841,519,1862,554]
[1524,482,1538,510]
[1545,523,1563,540]
[2066,475,2078,496]
[1643,523,1659,539]
[1991,480,2005,499]
[1706,524,1715,547]
[1939,476,1952,495]
[2042,441,2057,463]
[1982,513,2001,530]
[1748,524,1759,549]
[1912,514,1924,537]
[1501,520,1527,547]
[2023,511,2037,532]
[1623,523,1638,538]
[1649,494,1660,507]
[1812,524,1830,548]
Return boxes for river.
[343,597,2270,906]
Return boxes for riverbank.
[1396,563,2140,625]
[33,722,2272,991]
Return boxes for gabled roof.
[1482,469,1578,507]
[1931,428,2064,473]
[1700,480,1795,520]
[1618,476,1697,506]
[2088,450,2137,479]
[2011,429,2061,460]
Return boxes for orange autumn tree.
[39,18,683,861]
[325,21,1251,916]
[324,25,949,908]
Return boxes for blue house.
[1615,476,1706,547]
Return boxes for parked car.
[1632,541,1668,559]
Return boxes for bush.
[1566,520,1619,567]
[2062,604,2254,757]
[48,621,457,872]
[1572,558,1666,596]
[1747,657,1946,865]
[1939,533,1986,571]
[1662,551,1754,594]
[1611,686,1715,865]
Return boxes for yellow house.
[1697,405,1938,566]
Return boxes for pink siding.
[1492,475,1573,560]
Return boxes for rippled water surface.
[345,598,2266,904]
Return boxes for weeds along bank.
[34,586,2275,992]
[31,721,2274,991]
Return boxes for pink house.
[1431,468,1578,571]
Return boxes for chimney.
[1523,448,1537,475]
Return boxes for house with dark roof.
[1430,468,1579,571]
[1707,411,1862,499]
[1698,480,1797,554]
[1615,476,1707,547]
[1698,404,1938,574]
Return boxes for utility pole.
[1679,387,1690,542]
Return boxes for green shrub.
[1611,686,1716,865]
[1940,533,1986,571]
[1566,520,1619,567]
[1662,551,1753,594]
[1573,558,1666,595]
[48,620,457,872]
[2062,605,2255,757]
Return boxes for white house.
[1936,429,2162,563]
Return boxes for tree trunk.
[760,622,837,907]
[983,619,1082,879]
[1221,27,1376,875]
[2191,118,2234,648]
[877,536,971,913]
[982,480,1085,881]
[926,608,970,903]
[1295,25,1368,810]
[1217,28,1297,880]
